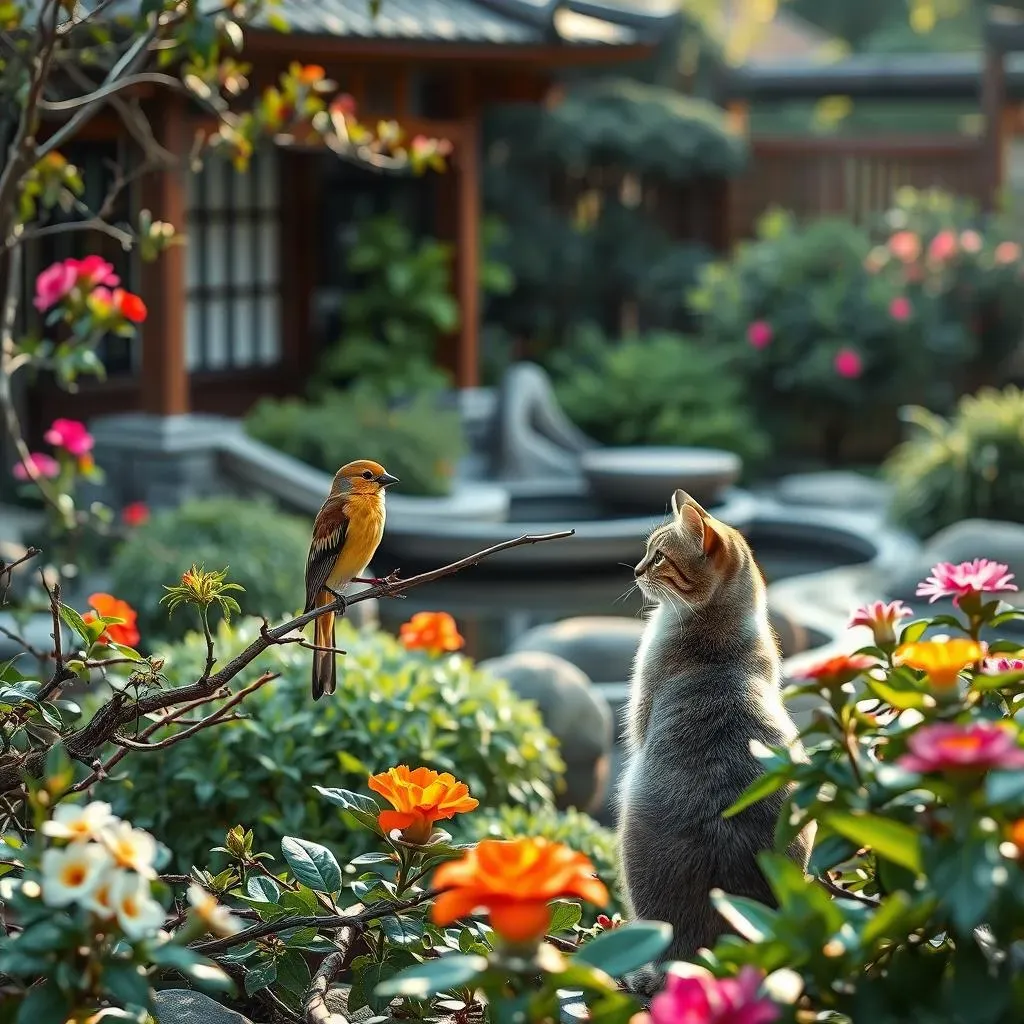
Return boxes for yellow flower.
[894,638,986,689]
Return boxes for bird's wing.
[304,497,349,613]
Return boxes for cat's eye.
[651,551,665,566]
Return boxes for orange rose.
[82,592,140,648]
[431,837,609,945]
[894,638,986,689]
[398,611,464,654]
[368,765,478,844]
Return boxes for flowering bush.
[885,384,1024,537]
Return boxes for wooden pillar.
[453,113,481,389]
[139,94,189,415]
[981,42,1007,213]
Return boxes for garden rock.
[480,650,613,813]
[509,616,643,684]
[884,518,1024,602]
[774,471,891,511]
[152,990,255,1024]
[326,985,402,1022]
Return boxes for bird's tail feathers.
[311,590,337,700]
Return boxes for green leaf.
[986,769,1024,806]
[971,669,1024,693]
[275,949,312,1000]
[102,961,151,1008]
[279,886,321,915]
[931,837,1001,933]
[349,851,395,867]
[548,899,583,935]
[148,942,204,971]
[313,786,382,834]
[246,875,281,902]
[861,891,913,948]
[15,982,70,1024]
[899,620,930,644]
[723,772,787,818]
[709,893,779,943]
[822,810,922,874]
[244,958,278,996]
[281,836,342,894]
[58,603,94,646]
[573,920,673,979]
[352,948,420,1012]
[866,677,931,710]
[808,835,859,874]
[375,953,487,999]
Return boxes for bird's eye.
[362,469,374,480]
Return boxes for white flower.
[42,800,118,842]
[83,866,128,920]
[99,820,157,878]
[40,841,112,907]
[111,871,165,939]
[187,884,243,937]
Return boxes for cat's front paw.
[623,964,666,1004]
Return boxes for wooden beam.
[981,42,1007,211]
[454,112,481,389]
[139,94,189,415]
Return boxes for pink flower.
[916,559,1017,606]
[898,722,1024,774]
[888,231,921,264]
[927,230,958,263]
[12,453,60,481]
[67,255,119,288]
[995,241,1021,265]
[834,348,863,379]
[746,321,773,350]
[645,964,779,1024]
[849,599,913,646]
[889,296,913,321]
[44,418,93,456]
[33,261,77,312]
[960,230,983,253]
[982,655,1024,674]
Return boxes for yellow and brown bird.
[304,459,399,700]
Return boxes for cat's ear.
[681,502,723,558]
[670,489,687,517]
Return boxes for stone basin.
[580,446,742,511]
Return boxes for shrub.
[244,387,464,498]
[551,326,769,465]
[109,497,310,644]
[98,617,565,871]
[455,803,624,921]
[885,385,1024,538]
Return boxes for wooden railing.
[728,135,988,240]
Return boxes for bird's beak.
[377,472,399,489]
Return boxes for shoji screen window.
[185,149,281,371]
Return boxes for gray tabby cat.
[618,489,812,973]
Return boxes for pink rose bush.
[641,965,779,1024]
[916,558,1017,606]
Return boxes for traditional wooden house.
[24,0,680,439]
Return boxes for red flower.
[44,418,93,456]
[82,593,140,648]
[121,502,150,527]
[113,289,147,324]
[795,653,875,689]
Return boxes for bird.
[304,459,399,700]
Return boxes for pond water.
[376,529,858,665]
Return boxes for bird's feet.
[354,569,404,594]
[326,588,348,611]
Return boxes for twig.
[37,72,188,111]
[0,625,47,662]
[192,891,436,957]
[112,672,276,751]
[36,577,72,704]
[816,874,880,908]
[303,941,352,1024]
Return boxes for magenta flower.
[849,599,913,646]
[927,230,958,263]
[898,722,1024,774]
[33,261,77,312]
[67,255,119,288]
[834,348,863,379]
[982,655,1024,674]
[12,453,60,481]
[746,321,773,350]
[916,559,1017,606]
[44,418,94,456]
[644,964,779,1024]
[889,296,913,321]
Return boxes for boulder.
[774,471,891,512]
[152,991,255,1024]
[480,650,613,813]
[509,617,643,685]
[884,518,1024,603]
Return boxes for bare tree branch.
[37,72,187,111]
[303,941,352,1024]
